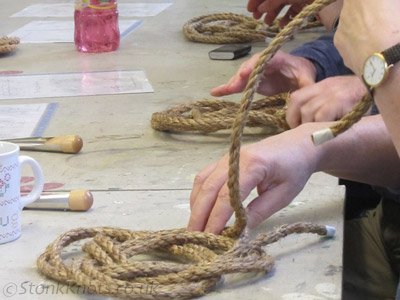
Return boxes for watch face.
[363,54,388,87]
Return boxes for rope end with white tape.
[325,225,336,237]
[312,128,335,146]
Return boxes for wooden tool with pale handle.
[2,135,83,154]
[25,190,94,211]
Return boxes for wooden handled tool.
[2,135,83,154]
[25,190,93,211]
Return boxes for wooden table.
[0,0,343,299]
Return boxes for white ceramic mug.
[0,142,44,244]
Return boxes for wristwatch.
[362,43,400,92]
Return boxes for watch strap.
[382,42,400,66]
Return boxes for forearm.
[290,33,352,81]
[374,64,400,156]
[333,0,400,152]
[314,115,400,188]
[316,0,342,31]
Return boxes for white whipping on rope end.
[325,225,336,237]
[25,190,94,211]
[311,128,335,146]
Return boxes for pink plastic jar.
[74,0,120,53]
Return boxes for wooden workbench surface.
[0,1,343,299]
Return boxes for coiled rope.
[168,10,373,141]
[183,13,322,44]
[36,223,333,299]
[151,93,289,134]
[0,36,19,54]
[37,1,344,299]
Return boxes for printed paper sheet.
[0,70,153,100]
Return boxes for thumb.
[245,183,297,229]
[297,70,315,88]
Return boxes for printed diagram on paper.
[0,70,153,100]
[0,103,57,139]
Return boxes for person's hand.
[334,0,400,76]
[247,0,313,26]
[187,123,322,234]
[286,75,368,128]
[210,51,316,97]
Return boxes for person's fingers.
[286,97,303,128]
[203,165,263,234]
[296,67,316,88]
[263,5,284,25]
[226,66,253,94]
[247,0,265,13]
[246,182,295,229]
[279,6,298,27]
[285,75,320,128]
[252,11,263,20]
[210,75,248,97]
[299,100,320,124]
[203,182,234,234]
[187,161,229,232]
[314,106,337,122]
[286,89,311,128]
[210,72,240,96]
[190,162,217,209]
[279,14,291,28]
[210,55,258,97]
[210,84,231,97]
[257,1,283,16]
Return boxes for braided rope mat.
[183,13,321,44]
[0,36,20,54]
[151,93,289,134]
[37,224,331,299]
[36,1,349,299]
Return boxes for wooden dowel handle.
[45,135,83,154]
[69,190,93,211]
[25,190,93,211]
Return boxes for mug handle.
[18,156,44,209]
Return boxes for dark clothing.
[290,32,400,299]
[290,33,353,82]
[343,198,400,300]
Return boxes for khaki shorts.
[343,198,400,299]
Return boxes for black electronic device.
[208,44,252,60]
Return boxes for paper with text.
[0,103,56,139]
[0,70,153,100]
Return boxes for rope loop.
[183,13,322,44]
[0,36,19,54]
[37,223,329,299]
[151,93,290,134]
[37,1,339,299]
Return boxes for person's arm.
[290,33,352,82]
[247,0,313,26]
[317,115,399,185]
[210,51,316,97]
[211,33,351,96]
[286,34,367,127]
[286,75,367,127]
[334,0,400,155]
[188,114,400,234]
[374,66,400,154]
[247,0,342,28]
